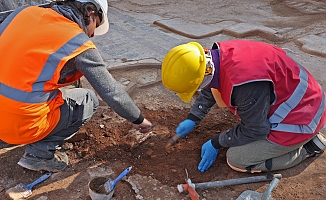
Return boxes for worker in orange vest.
[0,0,152,172]
[162,40,326,173]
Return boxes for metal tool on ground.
[166,134,181,149]
[128,124,157,134]
[147,123,157,132]
[89,166,132,200]
[236,177,280,200]
[5,172,52,200]
[177,169,282,200]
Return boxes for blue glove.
[198,139,219,173]
[176,119,196,137]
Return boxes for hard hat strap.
[205,50,214,76]
[198,50,215,89]
[98,8,103,24]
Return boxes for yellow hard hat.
[162,42,206,103]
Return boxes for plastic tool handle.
[113,166,132,183]
[24,172,52,190]
[105,166,132,192]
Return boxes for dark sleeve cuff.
[132,113,144,124]
[187,113,201,125]
[211,134,222,149]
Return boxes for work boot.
[303,132,326,157]
[17,151,68,172]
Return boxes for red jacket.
[216,40,326,146]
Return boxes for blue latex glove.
[198,139,219,173]
[176,119,196,137]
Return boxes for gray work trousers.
[25,88,99,159]
[226,139,309,172]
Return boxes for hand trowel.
[100,166,132,194]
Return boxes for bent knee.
[226,147,246,168]
[226,148,262,173]
[86,89,99,109]
[227,158,262,173]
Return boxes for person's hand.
[133,118,153,133]
[198,139,219,173]
[176,119,196,137]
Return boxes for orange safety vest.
[0,6,96,144]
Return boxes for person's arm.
[175,88,216,137]
[188,88,216,124]
[211,81,273,149]
[74,49,144,124]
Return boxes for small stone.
[62,143,74,150]
[66,128,87,142]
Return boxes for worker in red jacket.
[0,0,152,172]
[162,40,326,173]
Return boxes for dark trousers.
[25,88,99,159]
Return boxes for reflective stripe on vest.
[0,32,89,103]
[0,6,27,34]
[269,63,325,134]
[0,6,96,144]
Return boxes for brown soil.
[1,100,325,200]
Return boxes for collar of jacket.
[51,4,88,35]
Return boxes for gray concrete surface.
[0,0,50,11]
[92,6,190,68]
[93,1,326,90]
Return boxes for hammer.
[178,169,282,200]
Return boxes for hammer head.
[177,178,199,200]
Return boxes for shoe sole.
[17,159,65,172]
[17,155,68,172]
[315,133,326,151]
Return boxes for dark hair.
[50,0,101,26]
